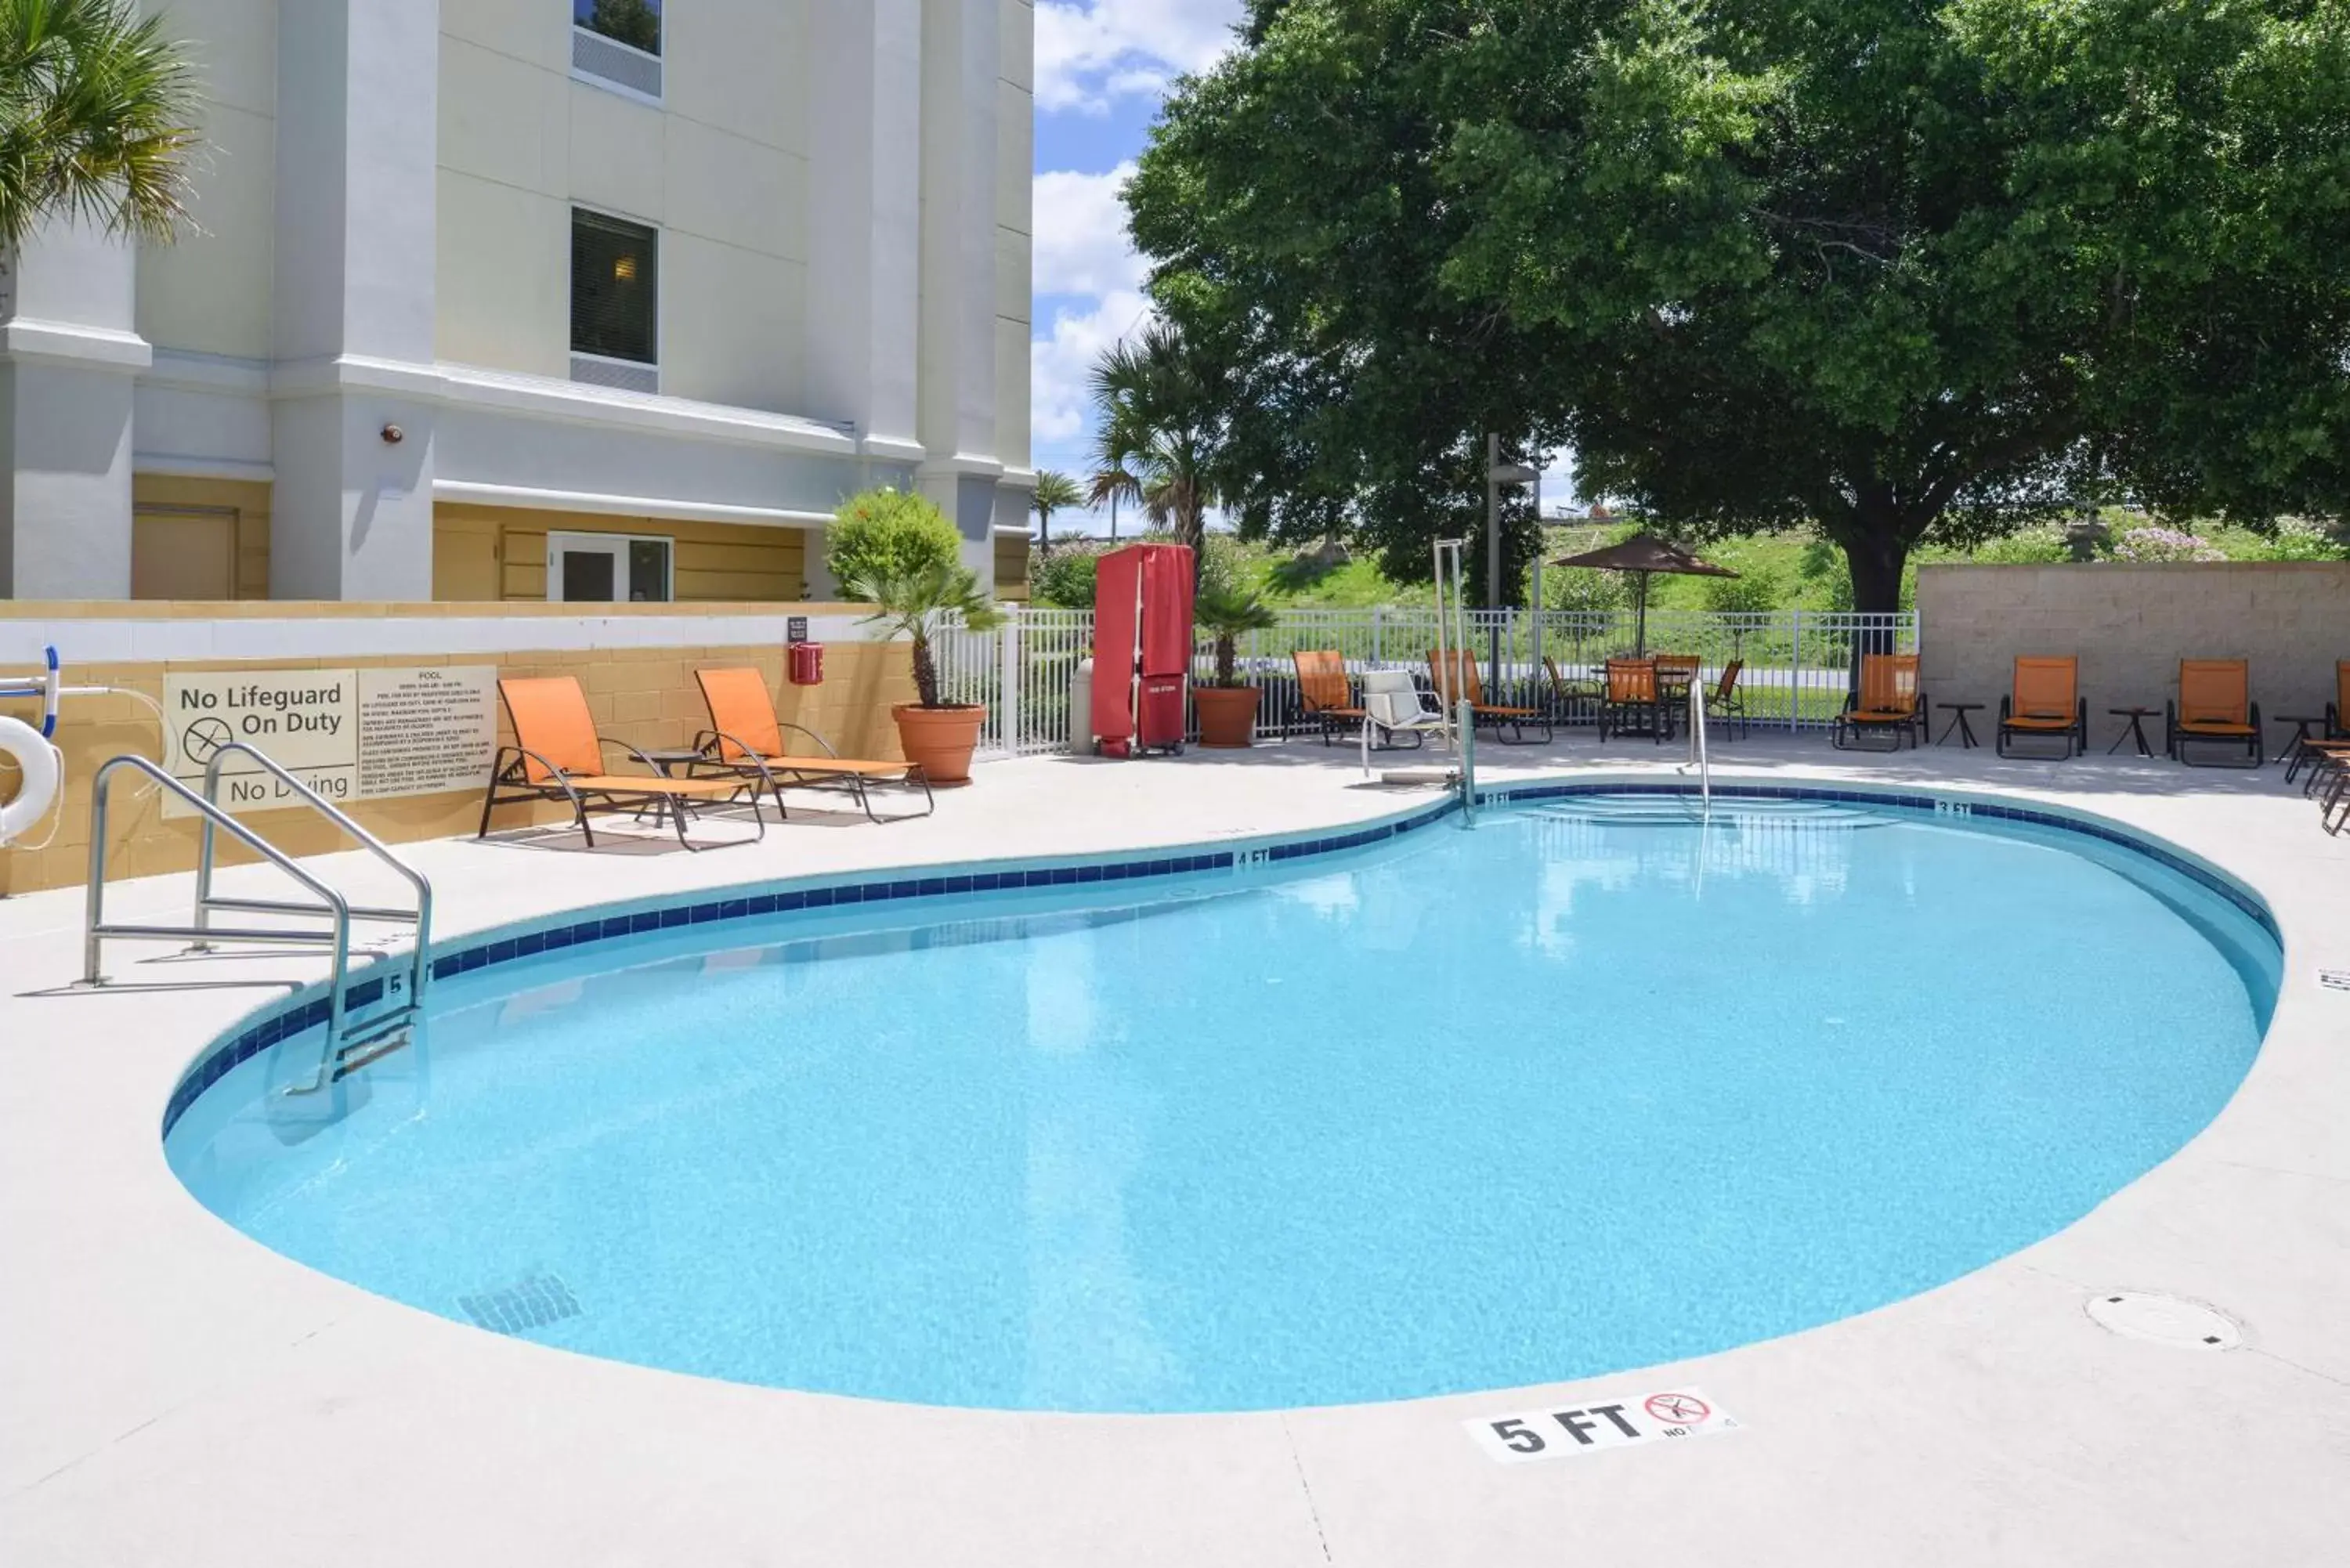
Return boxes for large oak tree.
[1128,0,2350,609]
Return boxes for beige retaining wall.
[0,603,914,896]
[1915,562,2348,748]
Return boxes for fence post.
[1788,608,1803,732]
[998,605,1021,757]
[1371,605,1383,664]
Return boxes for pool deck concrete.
[2,734,2346,1566]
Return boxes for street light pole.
[1485,446,1542,709]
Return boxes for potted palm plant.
[1191,583,1282,747]
[846,558,1007,785]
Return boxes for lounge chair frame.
[1705,659,1748,741]
[692,667,935,823]
[2165,659,2264,768]
[479,688,764,851]
[1831,655,1928,751]
[1358,668,1447,751]
[1427,649,1553,744]
[1995,657,2088,758]
[692,720,935,824]
[1292,650,1376,747]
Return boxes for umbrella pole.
[1635,573,1649,656]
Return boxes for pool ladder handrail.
[1681,677,1711,811]
[83,744,433,1095]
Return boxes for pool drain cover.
[2084,1291,2243,1350]
[457,1274,582,1335]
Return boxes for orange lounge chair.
[481,677,760,849]
[1427,648,1553,743]
[2166,659,2262,768]
[1832,654,1927,750]
[694,667,933,822]
[1292,649,1367,746]
[1705,659,1747,740]
[1542,656,1602,727]
[1599,657,1666,744]
[1996,656,2088,758]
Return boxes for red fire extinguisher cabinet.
[788,641,825,685]
[1090,543,1194,757]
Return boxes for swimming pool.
[165,788,2278,1413]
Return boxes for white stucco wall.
[435,0,812,414]
[7,0,1036,599]
[136,0,277,363]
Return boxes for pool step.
[1525,794,1881,828]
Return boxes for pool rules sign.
[162,667,497,816]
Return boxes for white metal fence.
[932,605,1920,757]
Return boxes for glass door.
[548,532,672,602]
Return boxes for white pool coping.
[3,736,2346,1566]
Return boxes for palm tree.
[1087,322,1226,573]
[1028,469,1082,552]
[0,0,200,251]
[1086,461,1141,541]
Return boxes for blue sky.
[1026,2,1572,533]
[1027,1,1243,532]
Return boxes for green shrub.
[826,487,962,598]
[1969,527,2071,565]
[1702,564,1782,614]
[1032,545,1103,609]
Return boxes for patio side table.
[1936,702,1983,750]
[2107,707,2160,758]
[2277,715,2327,782]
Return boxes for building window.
[571,208,659,393]
[547,531,673,602]
[572,0,663,101]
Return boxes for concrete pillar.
[0,222,148,598]
[268,0,440,601]
[805,0,924,466]
[916,0,1003,590]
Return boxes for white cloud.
[1032,164,1147,299]
[1031,287,1152,447]
[1035,0,1243,115]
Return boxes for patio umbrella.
[1549,533,1737,656]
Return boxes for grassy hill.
[1031,517,2341,612]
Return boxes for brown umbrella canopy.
[1549,533,1738,655]
[1550,533,1738,577]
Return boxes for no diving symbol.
[182,716,233,764]
[1644,1393,1709,1426]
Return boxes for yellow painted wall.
[130,475,272,600]
[432,504,809,603]
[0,614,914,897]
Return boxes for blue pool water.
[167,795,2276,1412]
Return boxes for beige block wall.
[1917,562,2349,746]
[0,606,915,897]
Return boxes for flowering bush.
[2113,526,2224,563]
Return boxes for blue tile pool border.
[160,779,2275,1137]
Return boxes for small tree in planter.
[845,558,1007,785]
[1191,583,1281,747]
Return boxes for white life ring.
[0,714,60,846]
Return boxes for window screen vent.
[573,23,662,99]
[569,353,660,395]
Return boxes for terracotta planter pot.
[1195,685,1262,748]
[892,703,987,786]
